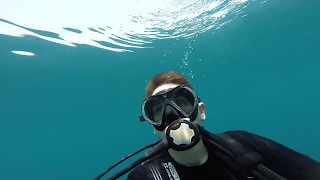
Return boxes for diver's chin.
[164,118,207,166]
[153,118,208,166]
[168,139,208,167]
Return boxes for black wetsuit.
[127,131,320,180]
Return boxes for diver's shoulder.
[218,130,266,145]
[222,130,253,135]
[220,130,257,139]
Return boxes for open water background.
[0,0,319,179]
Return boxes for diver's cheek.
[153,126,167,140]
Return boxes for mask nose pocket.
[163,105,181,125]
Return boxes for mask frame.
[140,85,200,130]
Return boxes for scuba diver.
[96,71,320,180]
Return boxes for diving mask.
[140,85,200,130]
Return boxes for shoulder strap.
[199,127,287,180]
[216,134,263,173]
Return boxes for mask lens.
[170,88,195,115]
[143,96,165,125]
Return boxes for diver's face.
[151,83,206,140]
[152,83,178,95]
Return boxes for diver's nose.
[163,105,181,125]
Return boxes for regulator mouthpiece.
[166,118,201,151]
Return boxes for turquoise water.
[1,0,319,179]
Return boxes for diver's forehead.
[152,84,179,95]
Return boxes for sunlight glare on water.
[0,0,251,52]
[11,51,35,56]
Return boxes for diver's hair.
[146,71,194,97]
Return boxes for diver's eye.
[175,96,189,105]
[153,104,163,113]
[174,96,193,110]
